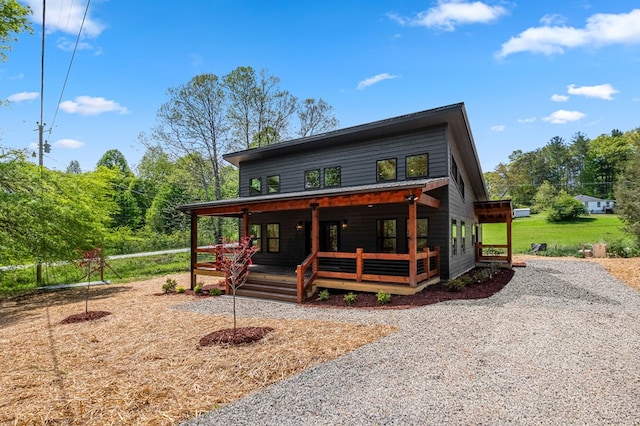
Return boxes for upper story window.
[250,177,261,195]
[406,154,428,179]
[267,175,280,193]
[304,169,320,189]
[324,166,341,187]
[451,156,459,182]
[377,158,397,182]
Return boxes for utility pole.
[36,0,46,285]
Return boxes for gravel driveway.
[180,259,640,425]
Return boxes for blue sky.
[1,0,639,174]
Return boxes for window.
[266,223,280,253]
[460,179,465,199]
[250,224,261,252]
[451,219,457,256]
[267,175,280,193]
[407,218,429,251]
[461,221,466,253]
[406,154,428,178]
[451,156,459,182]
[249,177,261,195]
[377,219,397,253]
[324,166,341,187]
[377,158,397,181]
[472,223,477,245]
[304,169,320,189]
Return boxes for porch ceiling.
[178,178,448,217]
[474,200,513,223]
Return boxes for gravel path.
[178,259,640,425]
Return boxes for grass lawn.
[482,213,633,254]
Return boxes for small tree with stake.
[213,236,256,334]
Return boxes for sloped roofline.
[223,102,488,200]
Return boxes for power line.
[47,0,92,140]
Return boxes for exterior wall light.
[341,219,348,230]
[296,221,303,231]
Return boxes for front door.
[320,221,340,252]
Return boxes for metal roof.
[178,178,448,214]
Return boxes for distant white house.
[574,194,615,214]
[513,208,530,218]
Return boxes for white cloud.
[543,109,586,124]
[540,14,567,26]
[59,96,129,115]
[7,92,39,102]
[551,94,569,102]
[356,73,399,90]
[497,9,640,57]
[24,0,106,37]
[517,117,537,124]
[56,37,96,52]
[567,83,619,100]
[54,138,85,149]
[633,97,640,102]
[490,125,505,132]
[388,0,507,31]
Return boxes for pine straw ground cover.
[1,257,639,425]
[0,274,396,425]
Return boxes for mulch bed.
[60,310,111,324]
[199,326,275,347]
[304,268,514,309]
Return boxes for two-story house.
[178,103,512,303]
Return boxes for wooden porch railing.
[296,252,318,303]
[296,247,440,303]
[475,243,511,263]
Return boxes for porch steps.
[234,274,298,303]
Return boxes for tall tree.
[614,128,640,243]
[223,66,297,149]
[296,98,339,137]
[66,160,82,174]
[0,151,115,268]
[153,74,228,237]
[97,149,133,177]
[583,130,633,199]
[0,0,31,62]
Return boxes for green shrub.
[547,192,588,223]
[343,292,357,305]
[176,286,185,294]
[316,289,330,301]
[606,239,640,258]
[194,284,203,294]
[162,278,177,293]
[472,268,491,283]
[376,291,391,305]
[445,278,466,292]
[209,288,223,296]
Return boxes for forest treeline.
[484,128,640,205]
[0,67,339,267]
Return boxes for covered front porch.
[179,179,447,303]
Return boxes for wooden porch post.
[408,198,418,286]
[506,215,513,266]
[190,213,198,290]
[242,208,250,238]
[311,203,319,272]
